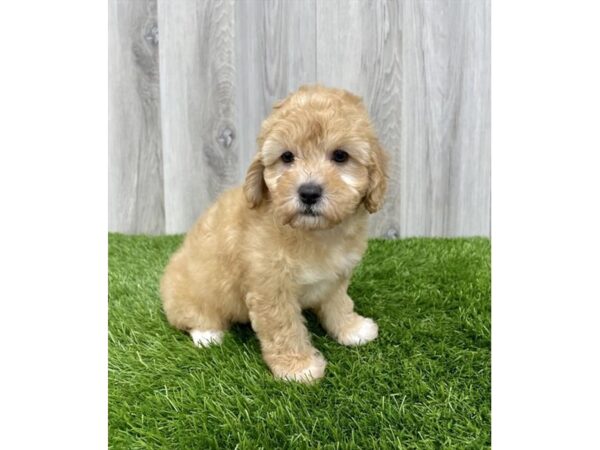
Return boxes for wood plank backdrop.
[109,0,490,237]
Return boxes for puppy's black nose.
[298,183,323,205]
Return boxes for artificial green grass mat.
[109,234,490,449]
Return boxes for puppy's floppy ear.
[243,152,266,208]
[364,140,389,213]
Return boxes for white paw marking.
[189,329,224,348]
[280,352,327,383]
[337,317,378,346]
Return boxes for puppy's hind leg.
[162,298,227,348]
[189,328,225,348]
[160,265,227,348]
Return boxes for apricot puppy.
[161,85,388,382]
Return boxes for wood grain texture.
[235,0,317,178]
[158,0,237,233]
[317,0,403,238]
[400,0,490,236]
[108,0,164,234]
[318,0,490,237]
[108,0,491,237]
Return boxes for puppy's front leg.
[316,280,379,346]
[246,291,326,382]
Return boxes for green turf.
[109,234,490,449]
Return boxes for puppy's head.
[244,85,388,230]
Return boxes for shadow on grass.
[227,311,328,346]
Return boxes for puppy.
[161,85,388,382]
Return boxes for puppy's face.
[244,86,388,230]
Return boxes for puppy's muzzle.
[298,183,322,206]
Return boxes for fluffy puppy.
[161,85,388,382]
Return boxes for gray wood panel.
[400,0,490,236]
[158,0,238,234]
[234,0,317,179]
[447,0,491,236]
[317,0,403,238]
[108,0,164,234]
[108,0,491,237]
[318,0,490,237]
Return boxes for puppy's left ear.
[364,140,389,213]
[243,152,266,208]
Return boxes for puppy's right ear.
[243,153,266,208]
[364,140,389,213]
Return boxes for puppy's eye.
[332,149,349,163]
[281,151,295,164]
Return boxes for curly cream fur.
[161,85,388,382]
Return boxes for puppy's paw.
[189,329,224,348]
[271,351,327,383]
[336,316,378,346]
